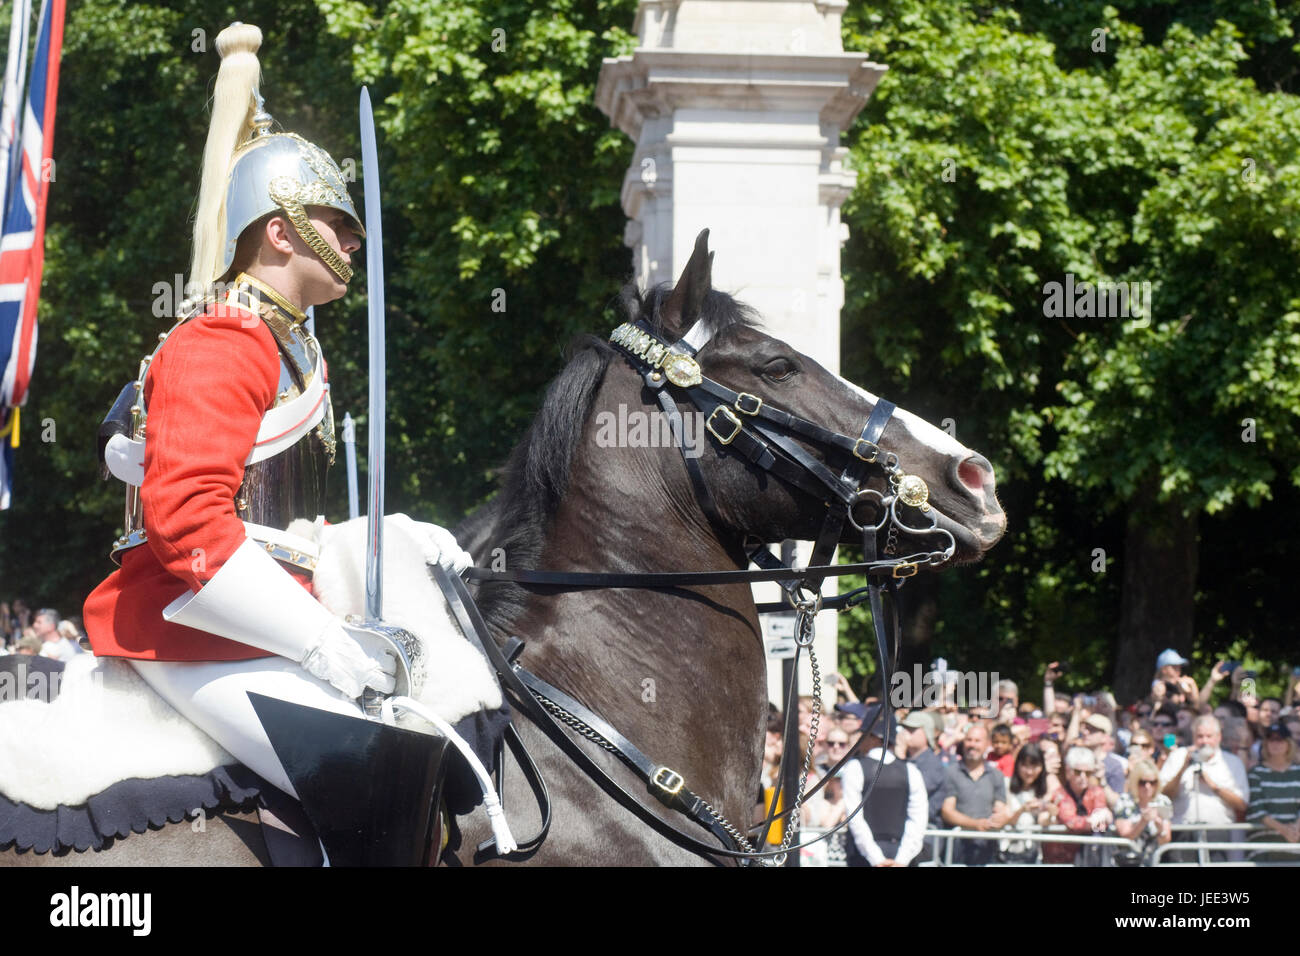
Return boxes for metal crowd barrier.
[921,823,1300,867]
[1154,823,1300,866]
[793,821,1300,867]
[923,826,1138,866]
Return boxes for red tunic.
[85,302,317,661]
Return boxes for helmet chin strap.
[268,176,353,283]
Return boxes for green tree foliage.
[315,0,638,514]
[838,0,1300,698]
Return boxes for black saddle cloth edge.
[0,707,512,856]
[0,763,265,855]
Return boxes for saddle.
[0,652,508,864]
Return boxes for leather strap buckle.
[652,766,685,797]
[734,392,763,416]
[891,562,919,579]
[706,406,743,445]
[853,438,879,462]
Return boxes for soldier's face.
[295,206,362,305]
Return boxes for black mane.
[464,281,760,632]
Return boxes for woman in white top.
[1001,742,1055,862]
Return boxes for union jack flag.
[0,0,64,509]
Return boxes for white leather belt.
[242,520,321,573]
[103,352,328,488]
[111,520,322,574]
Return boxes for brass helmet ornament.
[189,22,364,289]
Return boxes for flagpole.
[0,0,32,222]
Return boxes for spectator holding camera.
[1041,660,1066,719]
[1042,747,1112,865]
[1000,742,1055,863]
[1037,736,1065,798]
[1151,648,1198,703]
[1159,714,1248,860]
[1114,759,1173,865]
[1126,730,1157,772]
[1200,659,1263,714]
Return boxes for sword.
[360,86,385,624]
[357,87,395,719]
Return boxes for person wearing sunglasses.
[1114,759,1173,865]
[1126,732,1157,770]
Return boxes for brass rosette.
[895,474,930,511]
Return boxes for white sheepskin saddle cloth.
[0,516,502,810]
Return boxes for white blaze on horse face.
[832,374,971,464]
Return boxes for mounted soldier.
[82,22,487,862]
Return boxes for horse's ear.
[661,229,712,336]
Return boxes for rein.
[440,317,957,864]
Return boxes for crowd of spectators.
[0,600,84,661]
[760,649,1300,866]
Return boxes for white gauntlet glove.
[301,624,397,699]
[164,538,395,700]
[386,513,473,575]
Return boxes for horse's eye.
[763,358,797,382]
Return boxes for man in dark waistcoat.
[839,703,929,867]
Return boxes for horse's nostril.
[957,457,989,492]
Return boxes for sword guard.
[344,616,419,702]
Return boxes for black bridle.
[442,316,957,864]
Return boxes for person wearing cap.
[939,723,1009,865]
[834,701,867,742]
[83,23,470,804]
[840,703,928,867]
[1081,713,1126,797]
[900,710,947,842]
[1246,722,1300,859]
[1151,648,1198,702]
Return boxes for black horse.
[448,233,1005,865]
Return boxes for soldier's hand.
[388,513,474,575]
[301,624,397,699]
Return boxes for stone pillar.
[596,0,886,704]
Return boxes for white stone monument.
[596,0,886,704]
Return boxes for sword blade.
[360,87,385,621]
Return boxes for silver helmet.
[221,123,364,283]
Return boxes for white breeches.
[130,656,364,799]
